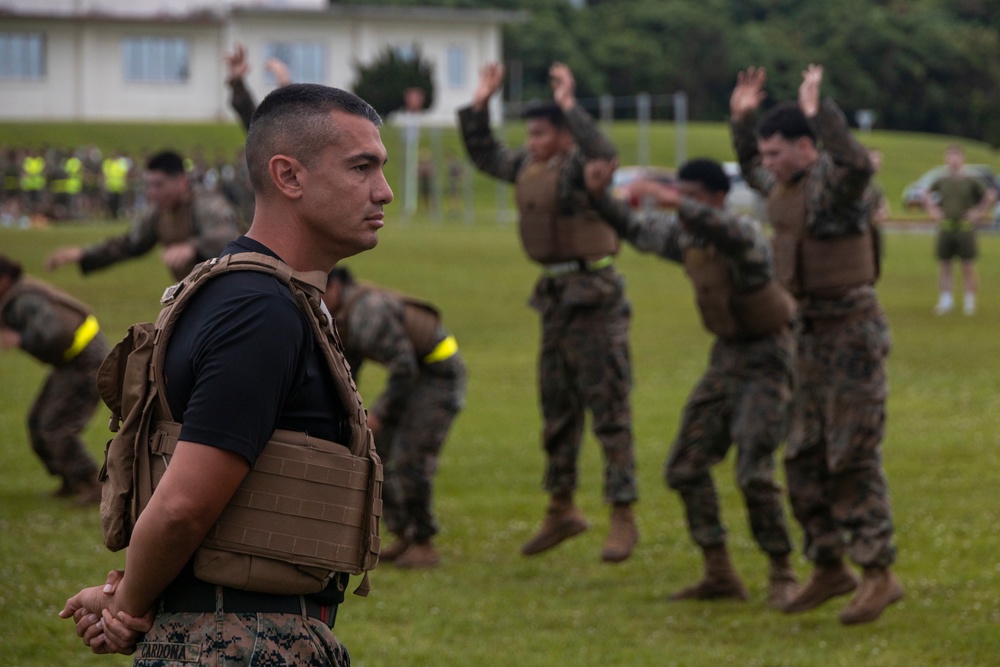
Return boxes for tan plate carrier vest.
[682,246,796,341]
[0,277,91,365]
[95,252,382,597]
[337,283,443,358]
[768,179,878,298]
[515,157,619,264]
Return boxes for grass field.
[1,213,998,666]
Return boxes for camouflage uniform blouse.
[731,98,876,319]
[80,185,240,281]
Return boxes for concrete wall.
[0,6,509,125]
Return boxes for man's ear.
[269,154,305,199]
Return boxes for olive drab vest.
[768,176,878,298]
[0,277,90,366]
[95,252,382,597]
[514,157,619,264]
[682,247,795,341]
[155,201,195,246]
[337,283,443,359]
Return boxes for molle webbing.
[799,231,877,296]
[683,246,741,340]
[98,252,381,597]
[767,177,808,295]
[514,158,618,264]
[683,247,795,341]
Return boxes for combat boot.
[838,566,904,625]
[783,559,859,614]
[521,493,589,556]
[379,535,411,563]
[767,554,799,609]
[394,540,441,569]
[668,545,749,601]
[53,477,75,498]
[600,503,639,563]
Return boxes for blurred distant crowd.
[0,145,253,229]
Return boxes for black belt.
[159,581,339,628]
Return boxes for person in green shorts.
[923,145,997,316]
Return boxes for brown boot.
[838,566,904,625]
[379,535,411,563]
[767,554,799,609]
[601,503,638,563]
[783,560,859,614]
[668,545,749,601]
[521,493,589,556]
[394,540,441,569]
[53,477,75,498]
[73,480,102,507]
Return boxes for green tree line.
[334,0,1000,145]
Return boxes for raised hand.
[264,58,292,88]
[550,61,577,111]
[730,67,767,120]
[798,64,823,118]
[472,62,505,111]
[224,42,250,82]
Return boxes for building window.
[446,46,467,89]
[122,37,189,83]
[265,42,325,84]
[0,32,46,80]
[393,44,416,62]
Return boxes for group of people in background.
[458,60,902,626]
[8,44,998,663]
[0,144,255,230]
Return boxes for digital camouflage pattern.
[80,185,240,281]
[666,332,795,555]
[731,97,876,320]
[458,104,617,191]
[134,612,349,666]
[1,284,107,488]
[595,194,775,291]
[337,283,465,542]
[459,100,638,505]
[732,95,897,569]
[531,267,637,504]
[786,311,894,568]
[596,194,794,554]
[27,338,107,488]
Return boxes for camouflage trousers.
[666,329,796,556]
[378,355,466,542]
[786,309,896,568]
[133,612,349,666]
[27,335,107,486]
[530,267,638,504]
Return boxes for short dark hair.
[246,84,382,194]
[678,159,730,195]
[756,101,815,143]
[0,254,24,282]
[521,100,567,130]
[146,151,185,176]
[327,266,355,288]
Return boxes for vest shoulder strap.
[150,252,368,455]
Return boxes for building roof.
[0,1,525,25]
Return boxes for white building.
[0,0,521,124]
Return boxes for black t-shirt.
[164,236,349,463]
[163,236,350,603]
